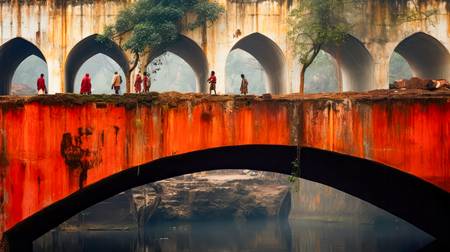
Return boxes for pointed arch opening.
[73,53,127,94]
[65,34,129,93]
[227,33,287,94]
[292,35,374,92]
[147,35,209,93]
[390,32,450,82]
[324,34,374,92]
[0,38,48,95]
[291,51,340,93]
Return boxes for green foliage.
[188,1,225,29]
[288,0,439,67]
[288,158,300,183]
[103,0,224,54]
[288,156,301,192]
[288,0,351,66]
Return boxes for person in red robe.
[36,73,47,95]
[80,73,92,95]
[143,72,150,93]
[134,72,143,93]
[208,71,217,95]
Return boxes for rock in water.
[147,170,291,223]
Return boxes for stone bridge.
[0,91,448,250]
[2,0,450,94]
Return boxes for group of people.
[80,71,151,95]
[207,71,249,95]
[132,71,151,94]
[36,70,250,95]
[36,72,148,95]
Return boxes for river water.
[34,218,433,251]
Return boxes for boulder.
[391,77,450,90]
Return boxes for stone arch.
[392,32,450,81]
[0,37,47,95]
[228,33,287,94]
[148,35,209,92]
[323,34,375,92]
[65,34,129,93]
[4,146,449,250]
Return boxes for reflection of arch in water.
[4,146,449,250]
[323,34,374,91]
[65,34,129,93]
[0,38,47,95]
[148,35,209,93]
[228,33,286,94]
[392,32,450,80]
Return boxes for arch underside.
[231,33,286,94]
[149,36,209,93]
[0,38,47,95]
[324,35,374,91]
[394,32,450,80]
[4,146,449,250]
[65,35,129,93]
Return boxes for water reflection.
[34,218,432,252]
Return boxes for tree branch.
[129,52,140,73]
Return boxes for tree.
[288,0,350,94]
[100,0,224,92]
[288,0,439,94]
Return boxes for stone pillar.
[373,56,390,89]
[46,57,64,94]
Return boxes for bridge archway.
[65,34,129,93]
[292,50,340,93]
[323,34,374,92]
[227,33,287,94]
[148,35,208,93]
[0,38,48,95]
[392,32,450,81]
[291,35,374,92]
[72,53,127,94]
[4,146,449,250]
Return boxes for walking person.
[240,74,248,95]
[134,72,143,93]
[36,73,47,95]
[80,73,92,95]
[143,72,150,93]
[111,71,121,95]
[208,71,217,95]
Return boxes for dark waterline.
[33,218,433,252]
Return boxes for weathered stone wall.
[0,0,131,93]
[2,0,450,94]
